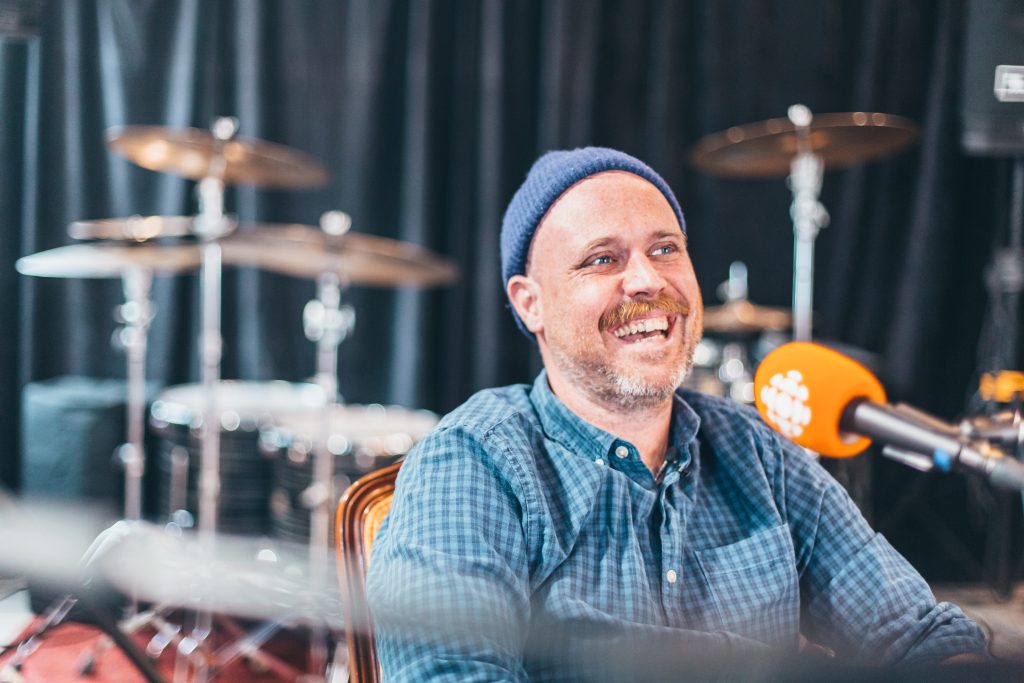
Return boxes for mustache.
[598,293,691,333]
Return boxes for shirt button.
[595,458,605,466]
[614,445,629,459]
[666,569,678,584]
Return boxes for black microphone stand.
[970,157,1024,597]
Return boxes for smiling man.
[366,148,987,681]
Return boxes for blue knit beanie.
[500,147,686,337]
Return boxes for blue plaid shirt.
[366,372,986,681]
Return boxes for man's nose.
[621,255,667,297]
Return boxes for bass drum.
[149,381,327,536]
[262,403,438,543]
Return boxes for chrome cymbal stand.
[116,266,156,613]
[302,211,355,681]
[174,116,236,683]
[786,104,830,342]
[11,267,161,678]
[117,268,156,524]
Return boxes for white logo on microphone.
[760,370,812,438]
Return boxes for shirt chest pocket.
[693,524,799,645]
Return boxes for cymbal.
[703,300,792,334]
[19,225,458,287]
[69,215,196,241]
[220,224,459,287]
[689,112,919,178]
[105,125,330,188]
[16,242,202,279]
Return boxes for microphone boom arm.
[843,398,1024,491]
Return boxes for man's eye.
[585,255,613,266]
[652,244,677,256]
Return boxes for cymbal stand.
[116,266,156,614]
[6,267,160,676]
[301,211,355,681]
[786,104,830,341]
[174,116,236,683]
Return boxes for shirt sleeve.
[365,424,533,682]
[771,431,989,664]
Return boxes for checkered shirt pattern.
[366,372,987,681]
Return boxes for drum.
[149,381,327,536]
[262,403,438,543]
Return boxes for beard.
[546,300,703,412]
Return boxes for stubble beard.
[549,314,702,412]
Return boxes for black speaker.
[961,0,1024,156]
[20,376,162,516]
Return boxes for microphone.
[754,342,1024,492]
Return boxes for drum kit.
[686,104,919,403]
[14,117,456,682]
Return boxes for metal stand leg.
[785,104,830,342]
[176,117,236,683]
[302,211,355,682]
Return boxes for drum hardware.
[786,105,828,342]
[16,117,457,680]
[17,221,458,286]
[264,404,438,544]
[69,215,198,242]
[150,381,328,537]
[218,222,459,287]
[98,116,338,683]
[15,242,202,278]
[690,106,919,341]
[302,210,356,679]
[15,252,159,618]
[688,110,919,179]
[183,117,238,682]
[14,249,173,680]
[703,262,792,335]
[105,124,330,189]
[688,262,790,404]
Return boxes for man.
[366,147,987,681]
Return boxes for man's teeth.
[612,317,670,338]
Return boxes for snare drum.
[262,403,438,543]
[149,381,326,535]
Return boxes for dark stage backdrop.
[0,0,1017,579]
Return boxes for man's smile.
[609,314,675,342]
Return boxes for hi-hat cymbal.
[16,242,202,279]
[689,112,919,178]
[703,300,792,334]
[69,215,197,242]
[220,224,459,287]
[105,125,330,188]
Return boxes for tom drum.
[149,380,326,535]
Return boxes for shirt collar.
[529,370,702,467]
[530,370,618,459]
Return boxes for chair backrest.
[335,460,402,683]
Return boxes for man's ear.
[507,274,543,334]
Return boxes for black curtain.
[0,0,1016,577]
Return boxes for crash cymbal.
[105,125,330,188]
[703,300,792,334]
[220,224,459,287]
[16,242,201,278]
[689,112,919,178]
[69,215,196,241]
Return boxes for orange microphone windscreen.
[753,342,887,457]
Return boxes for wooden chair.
[335,461,402,683]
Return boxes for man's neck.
[547,375,674,475]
